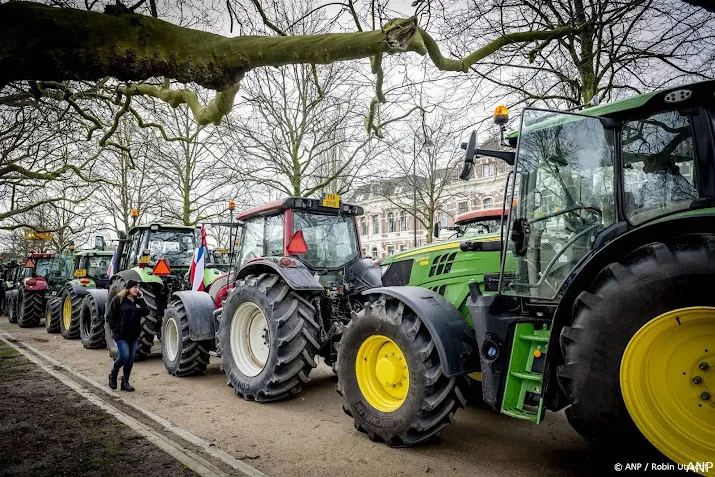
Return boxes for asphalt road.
[0,321,600,477]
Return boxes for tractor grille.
[429,252,458,277]
[428,284,447,296]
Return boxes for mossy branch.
[118,82,241,126]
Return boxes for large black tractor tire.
[136,283,161,361]
[558,236,715,463]
[60,286,82,339]
[44,297,61,333]
[80,292,107,350]
[161,300,212,377]
[17,288,44,328]
[336,295,466,447]
[218,273,319,402]
[7,291,18,324]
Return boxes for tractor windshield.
[293,211,360,269]
[31,259,53,278]
[148,230,196,267]
[503,109,615,299]
[457,218,502,237]
[87,256,112,279]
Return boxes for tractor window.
[33,259,53,278]
[292,211,359,269]
[504,109,615,299]
[265,214,284,256]
[622,111,699,225]
[87,256,111,279]
[50,255,73,280]
[457,219,502,237]
[148,230,196,267]
[238,219,264,265]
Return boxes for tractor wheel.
[161,300,212,377]
[219,273,319,402]
[558,236,715,470]
[336,295,466,447]
[44,297,61,333]
[7,291,18,324]
[136,283,160,361]
[80,294,106,349]
[17,288,43,328]
[60,286,82,339]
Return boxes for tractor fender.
[170,291,217,342]
[23,277,48,292]
[67,280,90,298]
[237,259,323,292]
[110,269,146,288]
[362,286,479,377]
[85,288,108,319]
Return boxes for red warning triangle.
[24,258,36,268]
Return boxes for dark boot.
[108,370,118,390]
[120,375,134,392]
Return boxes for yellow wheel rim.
[621,306,715,475]
[355,335,409,412]
[63,296,72,330]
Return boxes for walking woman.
[106,279,148,391]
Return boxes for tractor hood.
[382,233,502,266]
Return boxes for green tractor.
[57,238,114,343]
[80,223,214,360]
[335,80,714,474]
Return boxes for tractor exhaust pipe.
[111,230,127,275]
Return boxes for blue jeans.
[111,339,138,376]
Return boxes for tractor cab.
[72,250,114,288]
[118,223,198,286]
[22,252,56,281]
[435,207,509,240]
[236,195,370,290]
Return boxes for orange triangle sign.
[24,259,36,268]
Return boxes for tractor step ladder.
[500,323,550,423]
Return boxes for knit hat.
[125,279,140,290]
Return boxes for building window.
[483,163,496,177]
[399,211,408,231]
[362,248,367,257]
[458,201,468,214]
[360,219,368,237]
[372,215,379,235]
[387,246,394,256]
[437,210,447,226]
[387,212,395,233]
[371,246,378,258]
[482,197,493,208]
[400,244,407,252]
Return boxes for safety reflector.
[153,258,172,276]
[24,259,36,268]
[286,230,308,255]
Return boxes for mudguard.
[237,258,323,292]
[362,286,479,377]
[86,288,108,318]
[23,277,48,292]
[67,280,90,298]
[171,291,217,342]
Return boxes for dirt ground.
[0,320,612,477]
[0,340,197,477]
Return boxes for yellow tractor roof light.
[494,105,509,126]
[228,201,236,211]
[131,209,139,217]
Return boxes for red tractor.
[13,252,59,327]
[159,196,383,401]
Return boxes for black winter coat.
[106,294,149,341]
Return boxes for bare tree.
[440,0,715,109]
[374,112,463,245]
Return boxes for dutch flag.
[107,248,117,277]
[189,224,207,292]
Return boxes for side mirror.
[94,236,105,250]
[433,222,440,238]
[459,131,477,180]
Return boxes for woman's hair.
[118,289,130,302]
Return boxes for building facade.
[351,157,510,260]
